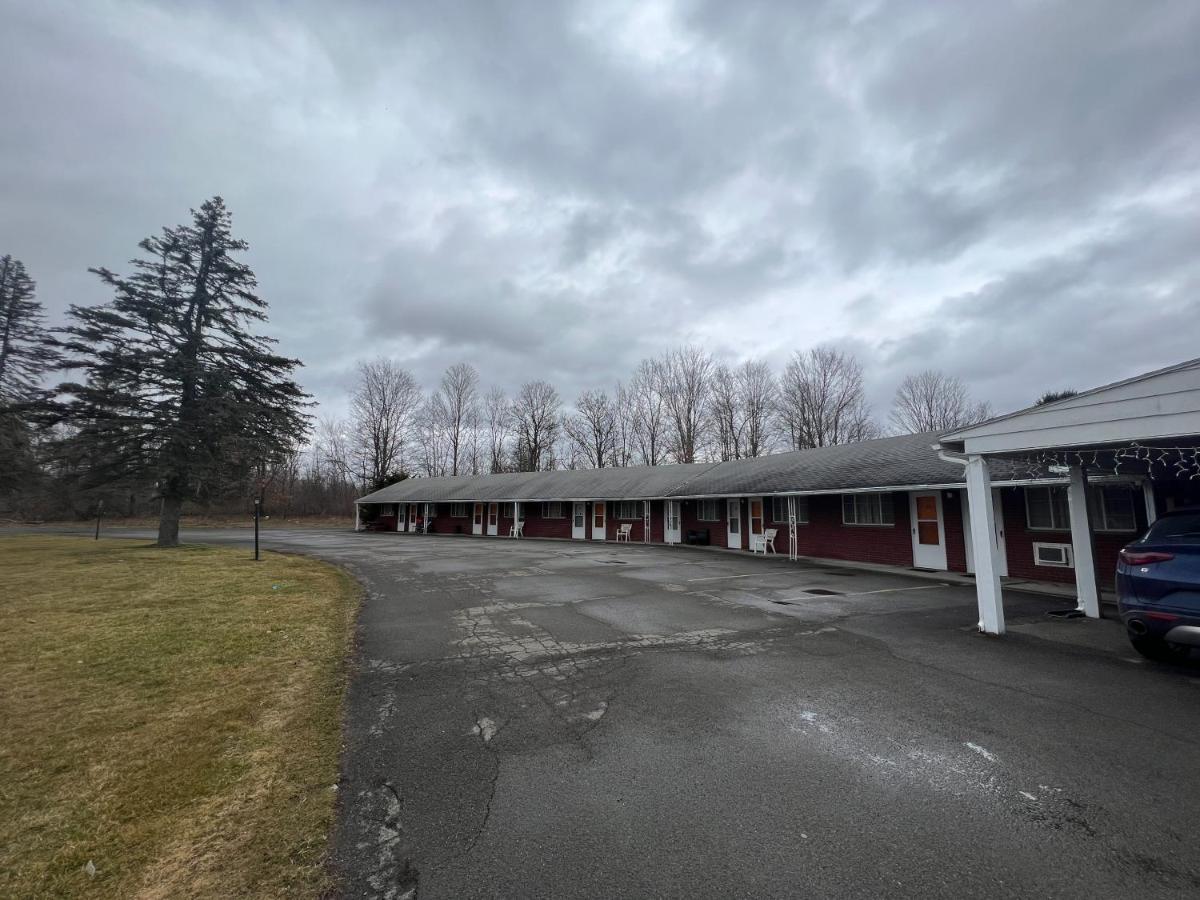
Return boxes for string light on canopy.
[1007,442,1200,481]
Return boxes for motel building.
[356,359,1200,634]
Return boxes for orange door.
[915,496,939,545]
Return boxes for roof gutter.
[933,443,969,471]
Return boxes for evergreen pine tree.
[0,254,56,498]
[54,198,310,546]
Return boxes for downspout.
[934,444,979,628]
[934,444,969,472]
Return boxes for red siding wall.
[760,493,914,566]
[593,500,658,542]
[942,491,969,573]
[382,483,1155,591]
[522,502,573,540]
[428,504,469,536]
[678,498,729,547]
[998,487,1139,585]
[799,493,914,567]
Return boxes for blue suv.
[1117,509,1200,661]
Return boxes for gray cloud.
[1,0,1196,423]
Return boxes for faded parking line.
[776,584,951,603]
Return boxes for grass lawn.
[0,536,360,899]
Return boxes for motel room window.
[1025,486,1070,530]
[771,496,809,524]
[617,501,642,520]
[696,499,721,522]
[450,502,469,518]
[842,493,894,526]
[542,501,564,519]
[1093,485,1137,532]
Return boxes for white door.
[963,489,1008,577]
[472,502,483,536]
[909,492,947,570]
[408,504,417,531]
[487,503,498,536]
[397,504,407,532]
[572,502,587,539]
[665,501,681,544]
[727,499,742,549]
[592,502,607,540]
[748,497,765,551]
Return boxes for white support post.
[396,504,403,532]
[965,455,1005,634]
[354,503,361,532]
[787,496,798,561]
[1067,465,1101,618]
[1142,479,1158,526]
[643,500,651,543]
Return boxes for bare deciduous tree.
[314,415,357,484]
[710,359,779,460]
[350,358,422,490]
[630,359,667,466]
[418,393,449,477]
[657,345,713,463]
[563,389,617,468]
[434,362,479,475]
[510,380,561,471]
[777,346,876,449]
[889,369,992,434]
[738,359,776,457]
[465,404,483,475]
[711,364,741,461]
[484,387,511,473]
[611,381,635,468]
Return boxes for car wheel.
[1129,635,1192,663]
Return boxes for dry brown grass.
[0,536,360,899]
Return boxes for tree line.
[323,344,997,493]
[3,197,1057,541]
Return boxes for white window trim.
[1024,486,1071,532]
[450,502,469,518]
[615,501,642,520]
[771,496,808,524]
[1092,485,1138,533]
[542,501,565,519]
[696,499,721,522]
[842,493,894,527]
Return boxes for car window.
[1143,513,1200,544]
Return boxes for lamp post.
[253,498,261,561]
[94,499,104,540]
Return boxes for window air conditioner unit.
[1033,542,1074,568]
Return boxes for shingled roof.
[356,432,1043,504]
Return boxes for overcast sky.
[2,0,1197,424]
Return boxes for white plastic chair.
[616,523,632,542]
[509,521,524,538]
[761,528,778,554]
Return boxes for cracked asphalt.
[27,526,1200,898]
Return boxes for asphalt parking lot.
[28,527,1200,898]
